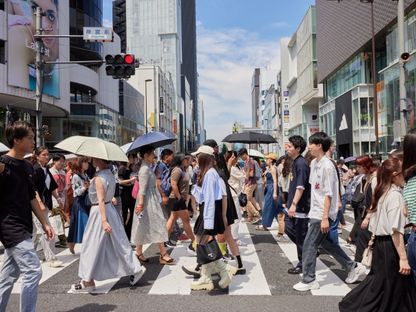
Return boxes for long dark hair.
[171,154,186,169]
[372,158,402,211]
[197,153,214,187]
[402,128,416,181]
[282,155,293,178]
[215,153,230,180]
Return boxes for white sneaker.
[293,281,320,292]
[47,259,64,268]
[345,263,366,284]
[130,267,146,286]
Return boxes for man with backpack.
[238,148,261,223]
[154,149,178,247]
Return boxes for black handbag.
[238,193,248,207]
[196,237,223,265]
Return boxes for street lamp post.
[144,79,152,133]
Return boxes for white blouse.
[369,185,407,236]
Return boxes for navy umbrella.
[127,132,176,154]
[222,132,277,144]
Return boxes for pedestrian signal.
[104,54,139,79]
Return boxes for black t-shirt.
[286,156,311,214]
[118,165,133,196]
[0,155,36,248]
[33,163,58,210]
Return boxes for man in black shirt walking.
[285,135,311,275]
[0,121,54,312]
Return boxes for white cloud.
[103,18,113,28]
[197,23,280,143]
[270,21,290,29]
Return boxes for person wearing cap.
[238,148,261,223]
[256,153,280,232]
[203,139,219,155]
[189,145,234,291]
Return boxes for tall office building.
[126,0,183,113]
[113,0,127,53]
[181,0,198,147]
[251,68,261,128]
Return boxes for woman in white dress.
[70,158,145,293]
[132,145,175,265]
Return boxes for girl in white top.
[339,157,416,312]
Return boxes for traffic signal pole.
[35,6,44,147]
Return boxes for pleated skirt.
[78,203,142,281]
[339,235,416,312]
[67,196,89,244]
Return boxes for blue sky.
[103,0,315,143]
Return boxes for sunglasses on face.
[31,1,57,23]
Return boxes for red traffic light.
[124,54,135,64]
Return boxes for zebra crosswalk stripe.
[268,220,352,297]
[2,217,358,296]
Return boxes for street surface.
[2,211,359,312]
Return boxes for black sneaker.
[187,243,196,254]
[164,240,176,248]
[235,267,246,275]
[182,264,201,278]
[288,266,302,274]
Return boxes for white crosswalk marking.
[1,216,359,297]
[268,220,352,297]
[228,222,271,296]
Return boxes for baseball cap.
[191,145,215,157]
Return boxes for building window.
[0,40,5,64]
[0,0,4,11]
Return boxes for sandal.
[136,253,149,264]
[69,280,95,293]
[255,225,268,231]
[159,253,176,265]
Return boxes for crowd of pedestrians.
[1,120,416,311]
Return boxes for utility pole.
[398,0,407,138]
[35,6,44,147]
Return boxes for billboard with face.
[7,0,59,98]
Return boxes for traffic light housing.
[105,54,139,79]
[400,52,411,64]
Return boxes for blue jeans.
[407,231,416,283]
[0,239,42,312]
[302,219,355,283]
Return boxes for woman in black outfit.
[118,153,139,240]
[339,158,416,312]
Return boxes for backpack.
[161,167,172,196]
[253,160,262,182]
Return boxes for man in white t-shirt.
[293,132,366,292]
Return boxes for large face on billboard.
[7,0,59,98]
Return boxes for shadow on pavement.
[58,303,117,312]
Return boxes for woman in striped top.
[402,128,416,282]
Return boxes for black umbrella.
[127,132,176,154]
[222,132,277,144]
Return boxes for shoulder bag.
[196,235,223,265]
[361,202,382,267]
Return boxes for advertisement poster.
[7,0,60,98]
